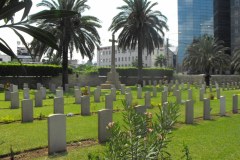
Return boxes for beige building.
[97,45,175,68]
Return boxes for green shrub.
[97,101,179,159]
[74,64,98,75]
[98,67,173,77]
[0,63,73,76]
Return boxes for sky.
[0,0,178,63]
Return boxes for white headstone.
[185,100,194,124]
[203,98,211,120]
[232,94,238,114]
[40,87,46,99]
[35,90,42,107]
[5,90,10,101]
[56,90,64,98]
[21,99,33,122]
[64,84,69,92]
[11,92,19,109]
[23,88,30,99]
[143,80,146,87]
[176,90,182,104]
[125,92,132,107]
[50,84,56,93]
[105,94,113,110]
[23,83,28,89]
[134,105,146,114]
[98,109,112,143]
[54,97,64,114]
[152,86,157,97]
[137,86,142,99]
[161,91,168,105]
[220,96,226,116]
[94,88,101,102]
[81,95,90,116]
[74,89,81,104]
[145,91,151,108]
[120,84,125,94]
[48,114,66,155]
[199,88,204,101]
[216,88,220,99]
[37,83,42,90]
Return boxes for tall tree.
[109,0,168,85]
[0,0,76,59]
[183,35,230,85]
[30,0,101,89]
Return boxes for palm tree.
[0,0,76,59]
[109,0,168,85]
[231,47,240,73]
[154,54,167,67]
[183,35,230,85]
[30,0,101,88]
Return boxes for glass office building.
[178,0,214,68]
[214,0,231,54]
[231,0,240,51]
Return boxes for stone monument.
[101,34,121,89]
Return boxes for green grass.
[0,85,240,158]
[35,114,240,160]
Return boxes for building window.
[118,57,120,61]
[122,57,124,61]
[125,57,127,61]
[145,56,147,60]
[128,57,130,61]
[132,57,134,61]
[115,58,117,62]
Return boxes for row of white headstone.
[47,104,149,155]
[47,93,239,155]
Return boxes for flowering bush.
[103,102,179,159]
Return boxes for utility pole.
[166,38,169,67]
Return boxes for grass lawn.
[35,114,240,160]
[0,84,240,159]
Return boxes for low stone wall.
[173,74,240,83]
[2,74,239,88]
[0,74,170,88]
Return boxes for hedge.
[0,64,73,77]
[98,67,173,77]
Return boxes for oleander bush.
[89,101,179,159]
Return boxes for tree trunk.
[62,18,70,90]
[137,35,143,86]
